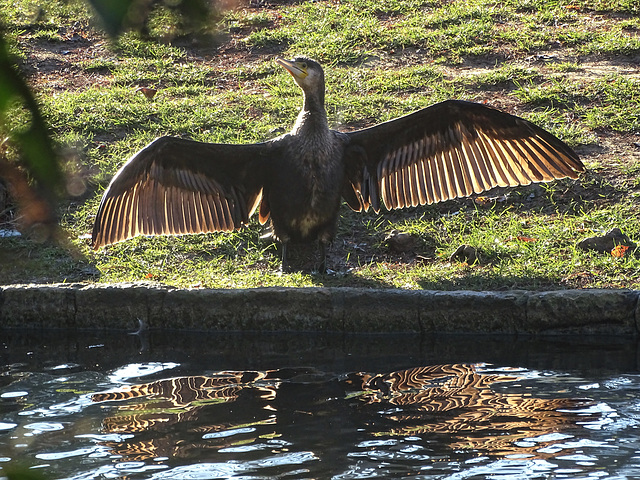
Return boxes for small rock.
[577,228,636,253]
[384,230,417,253]
[449,244,479,264]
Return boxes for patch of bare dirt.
[18,25,114,92]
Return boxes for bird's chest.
[268,136,345,239]
[279,136,343,204]
[298,150,340,199]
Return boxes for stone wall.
[0,283,638,335]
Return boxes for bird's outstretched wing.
[342,99,585,212]
[91,136,278,249]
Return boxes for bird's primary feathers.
[91,57,585,272]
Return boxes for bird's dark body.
[266,126,348,246]
[91,56,585,273]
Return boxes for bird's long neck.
[293,86,328,136]
[303,86,325,114]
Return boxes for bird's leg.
[318,240,328,274]
[280,242,289,272]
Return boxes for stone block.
[526,289,638,335]
[339,288,425,333]
[0,283,77,328]
[74,282,168,329]
[424,290,528,334]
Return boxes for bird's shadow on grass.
[0,233,569,291]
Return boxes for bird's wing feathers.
[91,136,275,249]
[343,99,584,212]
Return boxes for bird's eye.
[301,62,307,69]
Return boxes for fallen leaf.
[517,236,538,242]
[136,87,157,99]
[474,194,508,206]
[611,245,630,257]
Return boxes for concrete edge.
[0,283,638,336]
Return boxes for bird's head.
[275,57,325,95]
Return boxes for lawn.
[0,0,639,290]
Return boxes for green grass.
[513,75,640,133]
[1,0,639,290]
[0,0,90,29]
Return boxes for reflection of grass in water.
[3,465,49,480]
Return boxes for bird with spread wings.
[91,57,584,272]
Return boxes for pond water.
[1,330,639,479]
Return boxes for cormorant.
[91,57,585,272]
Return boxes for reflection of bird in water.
[91,364,587,460]
[91,57,584,272]
[354,364,591,451]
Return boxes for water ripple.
[1,334,639,480]
[149,451,317,479]
[108,362,180,383]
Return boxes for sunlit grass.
[0,0,91,29]
[57,197,640,290]
[1,0,639,290]
[514,75,640,133]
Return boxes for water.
[1,330,639,479]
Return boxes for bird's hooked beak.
[275,57,308,80]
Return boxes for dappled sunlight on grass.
[0,0,638,290]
